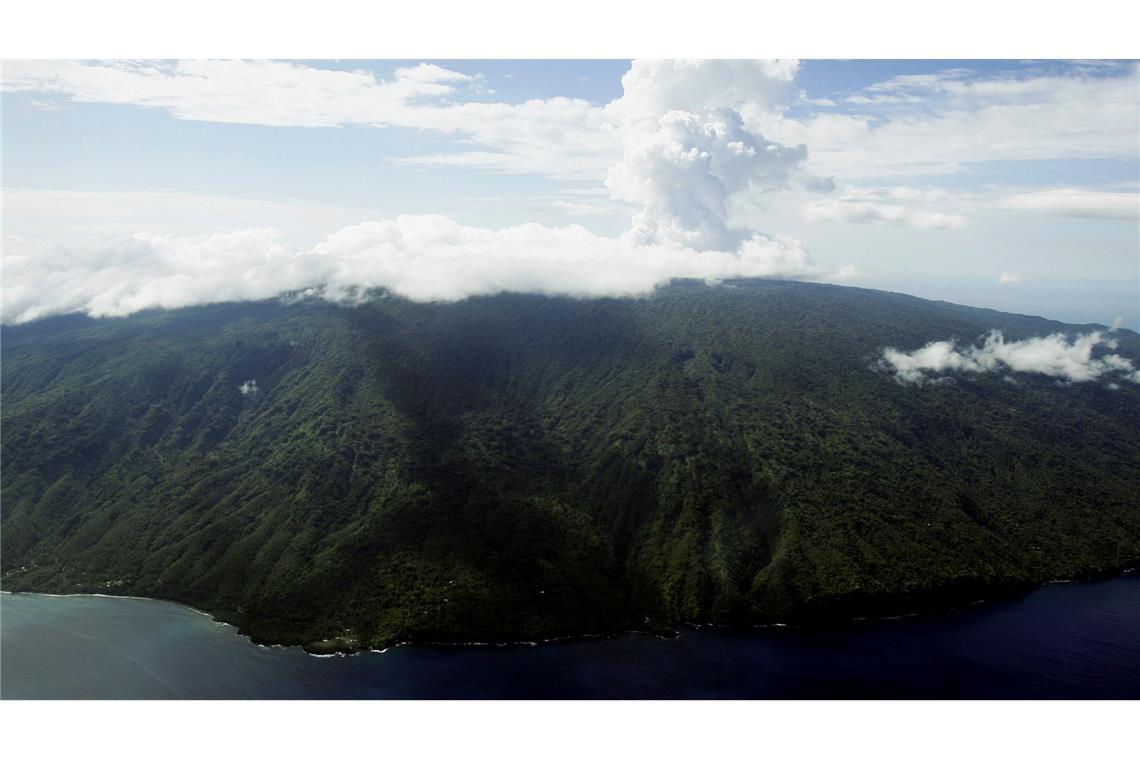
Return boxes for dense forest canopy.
[3,280,1138,651]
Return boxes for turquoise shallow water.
[3,573,1139,699]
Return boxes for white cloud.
[1,216,837,324]
[1,60,470,128]
[392,63,473,85]
[612,59,799,121]
[758,65,1140,179]
[3,60,833,275]
[802,186,970,229]
[540,199,623,217]
[998,272,1022,285]
[8,59,1134,327]
[0,188,382,247]
[6,59,1137,189]
[600,61,830,251]
[997,188,1139,220]
[1,59,619,182]
[882,330,1140,385]
[0,59,819,192]
[825,264,868,282]
[1,60,849,323]
[606,107,824,250]
[239,379,259,395]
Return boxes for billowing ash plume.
[606,60,831,251]
[607,108,815,250]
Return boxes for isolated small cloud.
[239,379,259,395]
[30,99,68,111]
[826,264,868,282]
[392,63,472,84]
[998,272,1022,285]
[881,330,1140,385]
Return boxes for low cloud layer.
[882,330,1140,385]
[1,216,833,324]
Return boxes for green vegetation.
[3,280,1138,650]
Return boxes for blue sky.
[2,59,1137,326]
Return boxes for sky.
[2,59,1138,327]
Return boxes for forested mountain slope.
[3,280,1139,650]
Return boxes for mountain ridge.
[3,279,1139,651]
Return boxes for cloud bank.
[2,59,847,324]
[881,330,1140,385]
[5,60,1133,326]
[1,217,831,324]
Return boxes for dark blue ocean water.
[3,573,1139,699]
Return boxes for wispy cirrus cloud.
[802,186,970,229]
[757,64,1140,180]
[2,60,476,128]
[2,59,619,181]
[10,59,1135,187]
[997,188,1139,221]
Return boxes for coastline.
[5,566,1137,657]
[0,589,240,629]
